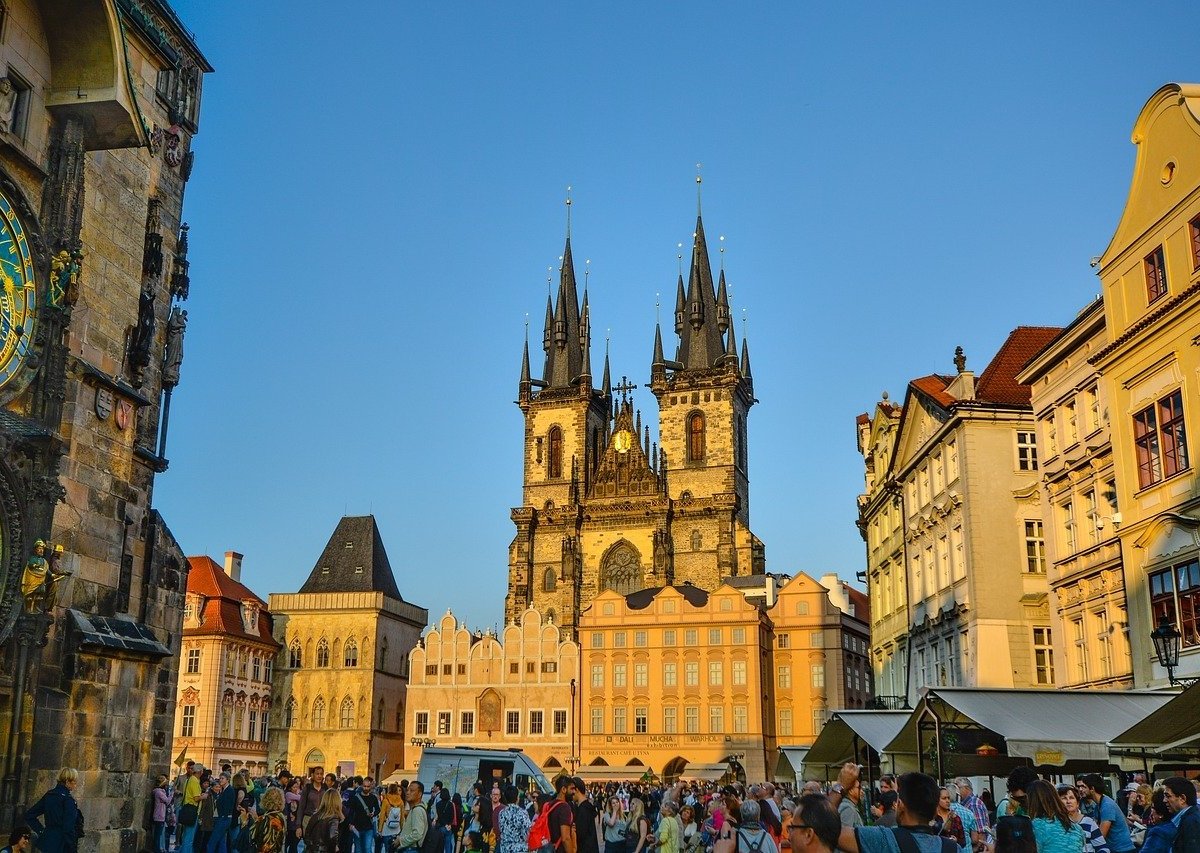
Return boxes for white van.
[417,747,554,800]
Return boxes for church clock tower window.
[687,412,706,461]
[543,568,557,592]
[548,426,563,479]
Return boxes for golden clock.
[613,429,633,454]
[0,188,36,391]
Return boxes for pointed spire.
[520,337,531,386]
[579,296,592,386]
[673,273,685,336]
[716,268,730,333]
[601,337,612,397]
[644,424,650,457]
[724,320,738,367]
[652,322,665,367]
[741,335,753,379]
[542,294,553,353]
[677,212,724,370]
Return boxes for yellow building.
[1091,83,1200,686]
[855,398,908,705]
[1016,299,1133,687]
[174,553,281,773]
[881,330,1062,702]
[578,583,775,783]
[269,516,427,778]
[507,212,763,633]
[405,609,579,773]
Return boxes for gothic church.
[506,205,765,633]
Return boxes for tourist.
[304,789,345,853]
[1024,780,1083,853]
[378,783,406,853]
[955,779,992,847]
[869,792,897,829]
[786,796,839,853]
[1055,785,1108,853]
[626,798,652,853]
[1,827,32,853]
[717,799,775,853]
[1161,776,1199,853]
[655,803,680,853]
[153,774,173,853]
[1078,776,1135,853]
[995,817,1038,853]
[999,769,1039,819]
[1137,791,1176,853]
[300,769,326,847]
[24,768,83,853]
[196,772,217,853]
[250,788,287,853]
[1124,787,1149,827]
[602,796,627,853]
[495,785,532,853]
[347,777,380,853]
[548,776,577,853]
[933,789,965,849]
[284,778,302,853]
[679,805,701,853]
[394,781,428,853]
[837,779,863,830]
[830,767,958,853]
[571,778,600,853]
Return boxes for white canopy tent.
[1110,680,1200,756]
[801,711,914,781]
[884,687,1176,779]
[680,762,728,782]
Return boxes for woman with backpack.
[378,784,406,853]
[304,790,346,853]
[248,789,286,853]
[625,799,652,853]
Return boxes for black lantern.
[1150,616,1195,687]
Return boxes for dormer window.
[241,602,259,634]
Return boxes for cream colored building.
[1016,299,1133,688]
[856,397,908,705]
[768,573,872,754]
[405,609,579,773]
[173,553,281,773]
[1091,83,1200,686]
[884,330,1062,703]
[578,584,775,782]
[269,516,427,778]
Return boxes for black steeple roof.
[677,215,724,370]
[298,515,404,600]
[544,236,587,389]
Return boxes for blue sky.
[159,1,1199,630]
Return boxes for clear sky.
[158,0,1199,631]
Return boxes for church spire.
[675,211,724,370]
[544,232,584,389]
[740,334,753,380]
[601,337,611,398]
[579,290,592,388]
[716,268,730,334]
[723,319,738,367]
[652,322,665,367]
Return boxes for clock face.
[0,190,35,391]
[613,429,633,454]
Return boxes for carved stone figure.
[0,77,16,134]
[20,541,68,613]
[162,306,187,387]
[128,288,157,381]
[49,249,81,307]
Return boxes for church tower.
[507,227,612,629]
[507,191,764,637]
[650,201,762,585]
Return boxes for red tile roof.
[185,556,278,645]
[856,412,870,425]
[975,326,1063,406]
[910,374,956,409]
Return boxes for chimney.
[224,551,243,583]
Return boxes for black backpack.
[418,805,446,853]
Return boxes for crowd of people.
[2,763,1196,853]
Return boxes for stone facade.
[173,553,281,773]
[269,516,427,778]
[0,2,209,850]
[405,608,579,773]
[1090,84,1200,686]
[1015,300,1133,688]
[507,212,763,634]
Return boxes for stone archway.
[599,540,644,595]
[662,756,687,783]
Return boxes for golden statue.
[21,540,68,613]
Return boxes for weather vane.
[565,184,572,236]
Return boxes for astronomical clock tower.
[505,193,765,635]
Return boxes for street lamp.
[410,738,437,748]
[1150,616,1198,687]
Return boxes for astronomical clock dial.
[613,429,633,454]
[0,188,36,391]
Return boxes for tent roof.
[885,687,1175,765]
[804,711,912,766]
[1111,681,1200,751]
[575,767,648,782]
[681,762,727,781]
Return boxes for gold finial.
[565,184,573,236]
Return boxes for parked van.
[417,747,553,800]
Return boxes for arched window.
[548,426,563,479]
[543,568,557,592]
[600,541,644,595]
[377,699,385,730]
[344,639,359,668]
[395,703,404,732]
[737,415,747,469]
[687,412,706,461]
[380,637,389,671]
[340,697,354,729]
[316,638,329,667]
[284,697,296,728]
[304,748,325,769]
[312,697,326,729]
[691,530,702,551]
[289,641,302,668]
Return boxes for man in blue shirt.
[1080,775,1134,853]
[1163,777,1200,853]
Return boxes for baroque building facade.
[1015,299,1133,688]
[269,516,427,779]
[0,1,209,848]
[1091,83,1200,686]
[405,608,579,773]
[173,553,281,773]
[859,328,1062,706]
[506,206,763,634]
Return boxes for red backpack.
[527,800,569,853]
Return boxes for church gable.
[588,395,664,500]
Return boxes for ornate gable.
[588,396,663,500]
[892,379,952,474]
